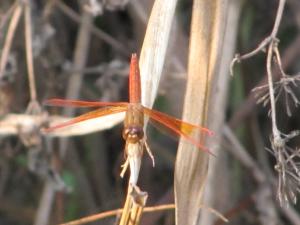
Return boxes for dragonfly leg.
[120,157,129,178]
[144,139,155,167]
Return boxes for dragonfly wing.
[44,98,128,108]
[45,106,127,132]
[143,107,213,153]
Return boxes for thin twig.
[230,36,271,72]
[265,0,286,139]
[24,0,41,114]
[35,7,95,225]
[230,0,286,75]
[253,42,300,116]
[266,41,280,139]
[223,125,300,225]
[262,0,300,206]
[0,2,22,78]
[230,0,300,206]
[55,0,129,56]
[60,203,228,225]
[24,1,36,102]
[0,1,17,32]
[270,0,286,37]
[228,34,300,128]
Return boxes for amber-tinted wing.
[44,106,127,132]
[143,107,214,153]
[44,98,128,108]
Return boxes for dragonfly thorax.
[122,103,144,143]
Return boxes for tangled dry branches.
[231,0,300,207]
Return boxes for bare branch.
[224,125,300,224]
[0,2,22,79]
[230,0,286,75]
[230,0,300,206]
[55,0,129,56]
[24,1,37,103]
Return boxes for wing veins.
[44,98,128,108]
[45,106,127,132]
[143,107,212,153]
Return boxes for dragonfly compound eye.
[123,127,144,143]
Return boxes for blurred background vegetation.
[0,0,299,225]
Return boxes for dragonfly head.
[122,126,144,143]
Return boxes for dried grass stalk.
[119,185,147,225]
[175,1,229,225]
[199,0,242,224]
[119,0,179,223]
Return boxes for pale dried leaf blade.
[175,1,229,225]
[200,0,240,224]
[139,0,178,109]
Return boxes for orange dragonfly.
[44,53,213,161]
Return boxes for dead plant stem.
[0,2,22,78]
[24,0,37,102]
[229,34,300,128]
[223,125,300,224]
[266,41,280,139]
[34,6,93,225]
[267,0,286,140]
[0,1,17,31]
[60,203,228,225]
[230,0,286,75]
[271,0,286,37]
[55,0,129,56]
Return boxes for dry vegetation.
[0,0,300,225]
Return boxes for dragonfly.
[44,53,213,183]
